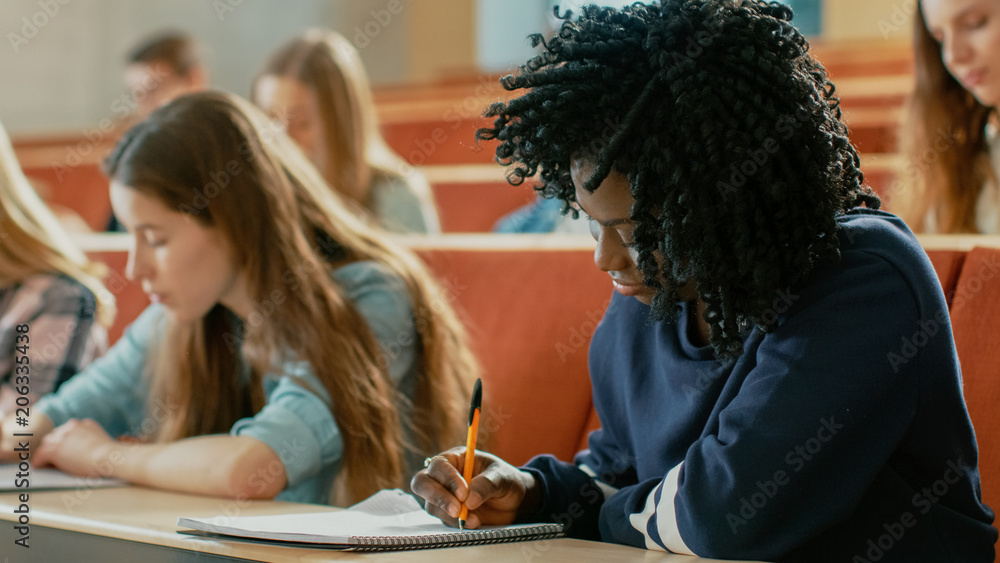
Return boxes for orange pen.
[458,377,482,530]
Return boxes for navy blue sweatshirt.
[522,210,997,562]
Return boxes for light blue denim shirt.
[37,261,417,505]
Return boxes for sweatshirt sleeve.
[520,413,639,540]
[598,249,927,560]
[36,305,163,438]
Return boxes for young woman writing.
[1,92,475,506]
[412,2,997,560]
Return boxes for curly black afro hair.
[477,0,880,360]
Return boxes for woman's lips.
[612,279,647,297]
[963,68,987,88]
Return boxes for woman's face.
[110,181,251,324]
[124,62,203,121]
[923,0,1000,106]
[571,158,699,305]
[571,159,666,305]
[254,75,327,174]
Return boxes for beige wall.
[407,0,477,82]
[1,0,920,134]
[0,0,449,134]
[823,0,918,41]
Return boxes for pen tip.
[458,519,465,530]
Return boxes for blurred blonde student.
[254,29,440,234]
[0,119,112,417]
[108,31,211,233]
[895,0,1000,232]
[0,92,474,505]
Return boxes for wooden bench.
[810,38,913,78]
[11,43,917,229]
[14,150,911,239]
[420,164,532,232]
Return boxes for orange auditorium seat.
[413,237,610,465]
[949,246,1000,533]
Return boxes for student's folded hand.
[0,412,54,463]
[411,447,541,529]
[0,419,12,463]
[35,418,115,477]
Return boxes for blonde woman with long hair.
[0,92,474,505]
[0,120,113,418]
[895,0,1000,233]
[253,29,440,234]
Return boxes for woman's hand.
[410,447,542,529]
[35,419,116,477]
[0,412,54,463]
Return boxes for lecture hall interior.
[2,0,1000,562]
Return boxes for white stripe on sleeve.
[579,463,621,500]
[655,462,694,555]
[627,462,695,555]
[628,479,664,550]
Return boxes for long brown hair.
[896,2,995,233]
[103,91,475,504]
[0,120,114,327]
[253,29,423,211]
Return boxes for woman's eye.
[949,13,988,33]
[588,217,600,241]
[618,226,637,248]
[966,15,987,30]
[287,117,309,133]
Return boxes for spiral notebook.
[177,489,564,552]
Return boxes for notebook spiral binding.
[350,524,565,552]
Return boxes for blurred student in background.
[0,119,113,418]
[254,29,440,234]
[895,0,1000,233]
[0,92,474,505]
[125,31,209,123]
[493,195,593,234]
[108,31,210,232]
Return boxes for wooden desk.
[0,486,760,562]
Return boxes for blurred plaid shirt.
[0,274,107,415]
